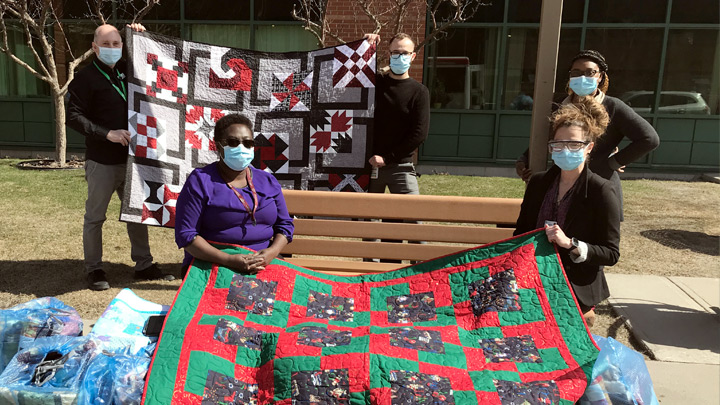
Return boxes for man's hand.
[225,254,265,274]
[127,23,146,32]
[106,129,131,146]
[363,33,380,45]
[369,155,385,168]
[515,161,532,183]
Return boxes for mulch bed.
[16,159,84,170]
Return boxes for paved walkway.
[605,273,720,403]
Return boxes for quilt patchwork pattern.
[121,29,376,227]
[143,231,599,404]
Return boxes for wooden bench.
[281,190,522,275]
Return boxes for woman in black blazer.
[514,98,621,327]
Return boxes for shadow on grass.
[640,229,720,256]
[0,260,181,296]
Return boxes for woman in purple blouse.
[175,114,294,275]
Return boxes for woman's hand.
[252,248,279,268]
[545,224,572,249]
[127,23,146,32]
[225,254,265,274]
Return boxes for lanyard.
[93,61,127,102]
[226,168,258,226]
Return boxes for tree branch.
[133,0,160,23]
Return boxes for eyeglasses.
[548,140,590,152]
[389,51,413,59]
[217,138,255,148]
[569,69,600,78]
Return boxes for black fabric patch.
[306,290,354,322]
[291,369,350,404]
[297,326,352,347]
[201,370,258,404]
[386,292,437,324]
[213,318,263,350]
[494,379,560,405]
[468,268,521,316]
[389,328,445,354]
[226,275,277,316]
[480,335,542,363]
[390,370,455,404]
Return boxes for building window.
[426,28,499,110]
[587,0,668,24]
[671,0,720,24]
[185,0,250,20]
[188,24,251,49]
[254,25,317,52]
[0,25,50,97]
[502,28,538,110]
[662,29,720,115]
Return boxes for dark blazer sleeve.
[606,98,660,168]
[513,172,546,236]
[584,178,621,266]
[67,70,111,141]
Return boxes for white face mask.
[97,46,122,66]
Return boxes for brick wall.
[325,0,427,82]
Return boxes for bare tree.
[0,0,158,166]
[292,0,489,50]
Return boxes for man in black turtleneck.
[365,33,430,195]
[67,24,174,291]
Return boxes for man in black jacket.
[67,24,174,291]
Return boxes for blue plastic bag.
[0,298,83,375]
[579,334,659,405]
[76,351,151,405]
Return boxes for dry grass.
[1,159,718,355]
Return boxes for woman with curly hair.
[514,97,620,327]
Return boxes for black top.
[372,74,430,164]
[518,95,660,180]
[514,165,621,307]
[67,55,129,165]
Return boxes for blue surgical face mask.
[568,76,598,97]
[222,144,254,171]
[97,46,122,66]
[552,148,587,171]
[389,54,412,75]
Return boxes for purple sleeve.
[175,170,205,249]
[270,178,294,243]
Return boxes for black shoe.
[134,263,176,281]
[87,270,110,291]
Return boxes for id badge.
[544,220,557,227]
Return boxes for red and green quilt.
[143,230,599,404]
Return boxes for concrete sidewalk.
[605,273,720,404]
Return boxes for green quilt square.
[273,356,322,400]
[322,334,370,356]
[516,347,568,373]
[285,322,327,333]
[498,288,545,326]
[369,354,419,389]
[197,314,244,326]
[370,283,410,311]
[453,390,480,405]
[457,327,503,348]
[468,370,521,392]
[246,300,290,328]
[349,391,370,403]
[449,266,490,304]
[418,342,467,369]
[329,311,370,327]
[415,305,457,327]
[184,351,236,396]
[291,275,333,306]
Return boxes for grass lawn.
[1,158,718,353]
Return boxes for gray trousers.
[83,160,153,273]
[368,162,420,195]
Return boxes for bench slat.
[293,218,514,244]
[282,239,473,261]
[284,190,520,224]
[284,258,397,275]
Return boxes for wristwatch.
[571,237,580,249]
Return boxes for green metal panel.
[24,122,54,144]
[498,114,531,138]
[656,118,695,141]
[0,102,23,122]
[0,122,25,142]
[693,120,720,142]
[497,137,530,160]
[458,114,494,136]
[423,134,459,157]
[23,102,52,122]
[690,143,719,166]
[652,140,692,164]
[428,113,460,135]
[67,127,86,147]
[458,136,494,158]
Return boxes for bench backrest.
[281,190,522,274]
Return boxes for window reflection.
[426,28,498,110]
[502,28,537,110]
[188,25,251,49]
